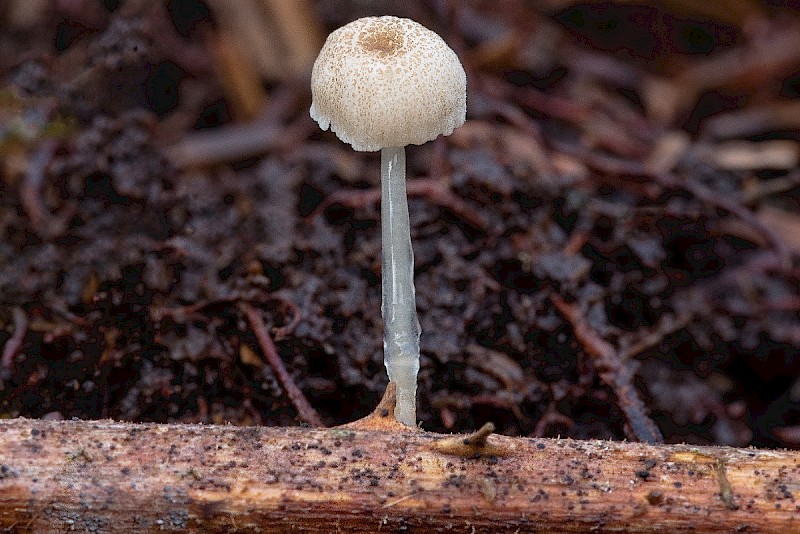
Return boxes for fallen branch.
[0,386,799,533]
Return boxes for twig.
[151,294,300,340]
[164,119,282,168]
[1,308,28,376]
[270,295,301,341]
[311,178,488,231]
[20,140,62,238]
[550,138,648,176]
[149,299,231,322]
[411,178,489,229]
[516,85,591,123]
[701,101,800,140]
[163,89,294,166]
[618,312,693,361]
[240,302,323,427]
[551,294,664,444]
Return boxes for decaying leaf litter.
[0,0,798,448]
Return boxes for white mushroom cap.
[310,16,466,152]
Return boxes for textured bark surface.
[0,415,798,533]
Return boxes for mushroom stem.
[380,146,420,427]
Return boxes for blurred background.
[0,0,799,448]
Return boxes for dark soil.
[1,0,799,448]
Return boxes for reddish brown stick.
[20,140,60,238]
[312,178,488,230]
[1,308,28,374]
[552,294,664,444]
[240,302,323,427]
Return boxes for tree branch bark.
[0,406,798,532]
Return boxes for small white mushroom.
[310,16,466,426]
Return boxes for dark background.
[0,0,799,448]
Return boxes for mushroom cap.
[310,16,466,152]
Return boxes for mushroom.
[310,16,466,426]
